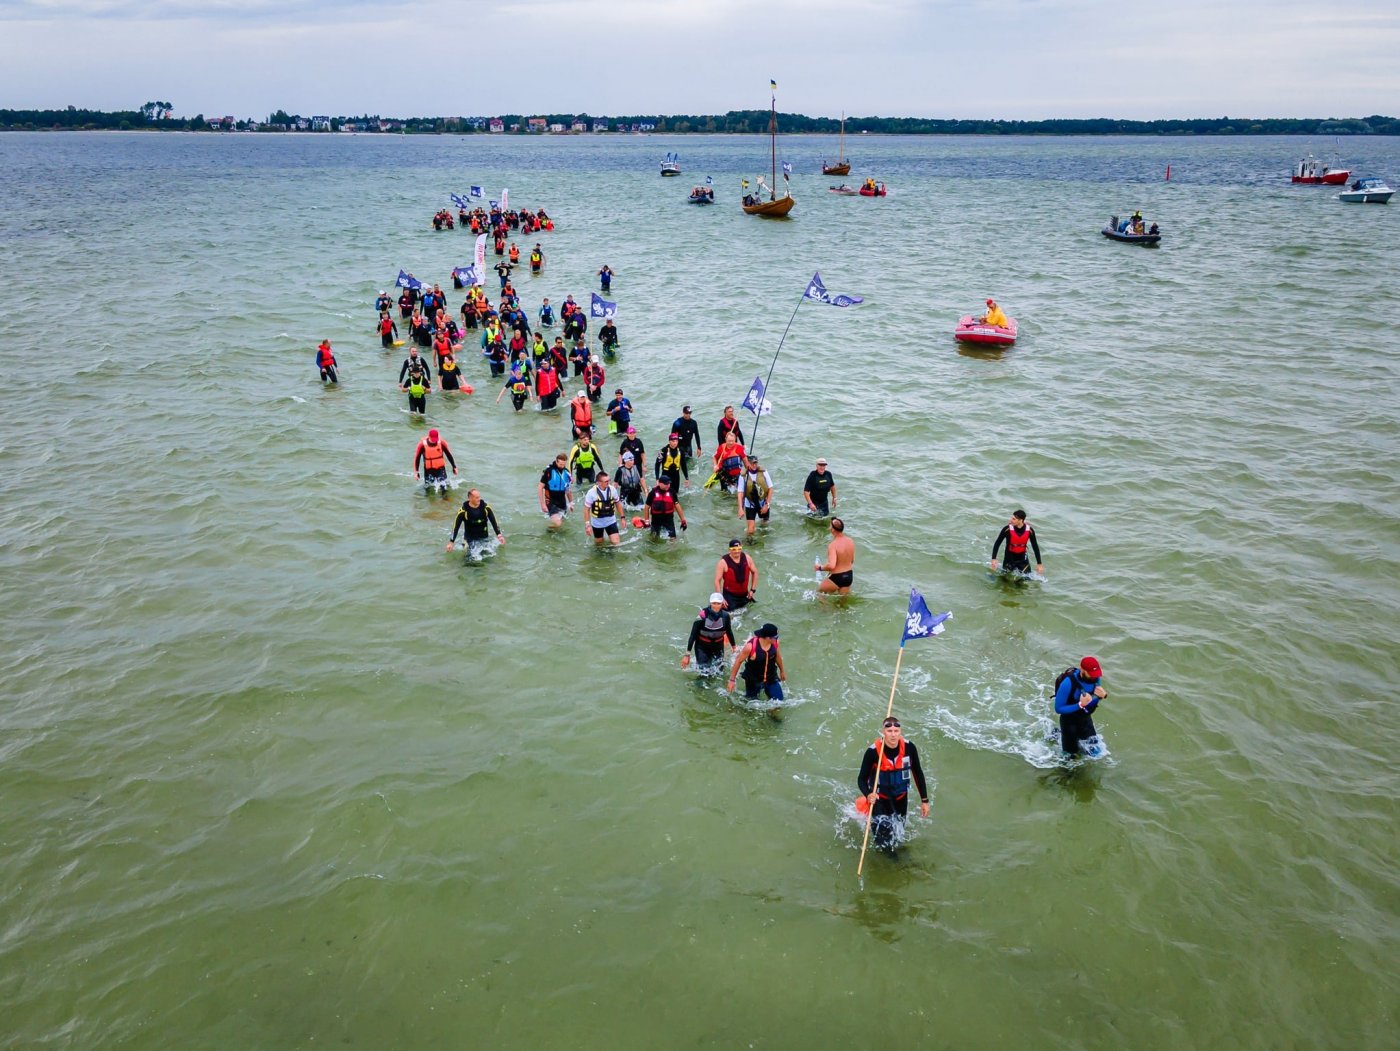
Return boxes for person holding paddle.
[857,717,930,854]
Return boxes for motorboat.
[688,186,715,204]
[955,315,1017,346]
[661,152,681,176]
[858,181,887,197]
[1291,155,1349,185]
[1337,177,1393,204]
[1102,215,1161,244]
[828,184,858,196]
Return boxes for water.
[1,132,1397,1049]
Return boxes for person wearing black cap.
[643,476,687,538]
[655,433,687,491]
[990,509,1044,577]
[857,717,930,852]
[670,405,703,466]
[727,623,786,702]
[1053,657,1107,757]
[714,539,758,609]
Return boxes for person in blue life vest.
[538,453,574,528]
[857,717,930,853]
[990,509,1044,577]
[1054,656,1107,757]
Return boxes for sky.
[1,0,1397,121]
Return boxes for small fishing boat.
[1291,155,1349,185]
[742,87,795,218]
[828,184,858,196]
[660,152,681,176]
[1102,215,1161,244]
[688,185,715,204]
[858,180,886,197]
[1337,177,1393,204]
[821,112,850,176]
[955,315,1017,346]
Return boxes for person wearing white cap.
[569,390,593,439]
[803,458,836,517]
[375,290,393,313]
[617,451,645,507]
[682,594,735,673]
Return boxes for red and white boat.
[955,315,1017,345]
[1291,155,1350,185]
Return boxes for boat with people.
[1291,155,1349,185]
[1102,214,1161,244]
[822,113,851,176]
[1337,177,1393,204]
[858,179,886,197]
[828,184,858,196]
[742,87,795,218]
[661,152,681,177]
[689,185,715,204]
[955,313,1017,346]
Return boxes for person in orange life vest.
[534,358,561,411]
[508,243,520,264]
[857,717,930,853]
[726,622,786,702]
[377,313,399,348]
[990,508,1043,577]
[570,390,594,439]
[713,435,747,494]
[432,331,453,370]
[315,340,338,384]
[414,428,457,492]
[714,538,758,610]
[642,475,687,539]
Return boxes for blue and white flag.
[452,264,478,284]
[804,271,864,308]
[590,292,617,319]
[489,200,499,210]
[450,193,467,208]
[395,269,422,290]
[902,588,951,643]
[781,161,792,181]
[470,185,483,198]
[705,175,713,186]
[742,375,772,416]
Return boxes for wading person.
[1054,656,1107,757]
[726,622,786,704]
[681,593,735,673]
[582,470,625,547]
[990,509,1044,577]
[714,539,758,610]
[446,489,505,555]
[803,457,837,517]
[857,717,930,854]
[413,428,457,492]
[816,517,856,595]
[538,453,574,528]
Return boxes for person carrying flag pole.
[855,589,950,875]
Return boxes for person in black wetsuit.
[398,347,431,386]
[717,404,745,447]
[682,593,735,672]
[990,509,1044,577]
[670,405,702,468]
[857,717,931,853]
[803,457,837,517]
[446,489,505,554]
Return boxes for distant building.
[488,119,505,134]
[527,117,547,132]
[310,115,331,131]
[592,120,609,133]
[571,121,588,133]
[295,118,310,131]
[467,118,486,130]
[549,123,566,133]
[639,122,655,132]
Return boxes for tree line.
[2,105,1397,136]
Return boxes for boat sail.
[742,81,795,217]
[822,113,850,176]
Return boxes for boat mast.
[769,90,777,200]
[839,112,845,164]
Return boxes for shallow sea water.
[0,131,1397,1049]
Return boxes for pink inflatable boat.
[954,315,1018,346]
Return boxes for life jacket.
[541,306,554,323]
[720,553,752,594]
[649,488,676,515]
[379,317,393,335]
[744,471,770,504]
[720,445,744,477]
[537,368,559,395]
[589,486,618,519]
[584,365,604,387]
[873,738,911,799]
[1007,522,1031,555]
[617,465,641,491]
[741,637,780,683]
[419,439,445,470]
[571,400,593,427]
[440,358,458,374]
[509,247,520,262]
[659,448,683,473]
[510,377,529,395]
[572,443,599,469]
[697,608,728,643]
[407,371,427,397]
[545,466,571,492]
[530,251,542,267]
[461,501,492,536]
[317,347,334,368]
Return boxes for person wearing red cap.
[980,298,1009,328]
[1053,657,1108,757]
[413,428,458,493]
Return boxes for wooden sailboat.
[742,87,795,218]
[822,113,850,176]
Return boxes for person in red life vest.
[315,340,338,384]
[990,508,1044,577]
[726,622,786,704]
[377,313,399,349]
[398,289,415,319]
[534,357,561,411]
[682,593,733,672]
[642,475,687,539]
[569,390,594,439]
[857,716,930,853]
[712,435,747,494]
[714,538,758,610]
[413,428,457,493]
[583,355,605,403]
[717,404,745,447]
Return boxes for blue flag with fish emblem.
[804,271,864,308]
[470,186,483,198]
[902,588,951,643]
[395,269,422,290]
[590,293,616,319]
[742,375,772,416]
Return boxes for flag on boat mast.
[770,79,777,93]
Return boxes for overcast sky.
[2,0,1397,120]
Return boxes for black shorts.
[722,589,749,610]
[546,493,569,515]
[1003,555,1031,574]
[591,521,619,538]
[828,570,853,588]
[650,516,676,538]
[744,504,770,522]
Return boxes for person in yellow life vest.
[530,244,544,274]
[864,177,876,192]
[413,428,458,493]
[980,298,1009,328]
[569,390,594,439]
[569,434,604,485]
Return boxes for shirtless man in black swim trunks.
[816,517,855,595]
